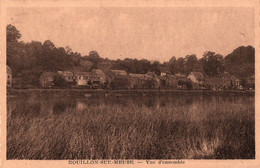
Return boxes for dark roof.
[74,72,92,76]
[111,70,127,74]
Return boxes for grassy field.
[7,96,254,159]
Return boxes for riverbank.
[7,88,255,97]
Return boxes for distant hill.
[224,46,255,78]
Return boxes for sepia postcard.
[0,0,259,168]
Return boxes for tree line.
[7,24,255,87]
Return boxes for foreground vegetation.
[7,96,254,159]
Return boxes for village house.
[57,71,74,82]
[40,72,56,88]
[204,77,224,90]
[174,73,188,89]
[7,65,12,87]
[175,73,187,82]
[204,72,241,90]
[230,75,240,86]
[128,73,151,89]
[187,72,204,85]
[56,69,107,87]
[91,69,107,85]
[74,72,92,86]
[220,72,240,88]
[147,71,160,85]
[147,71,158,78]
[159,67,171,76]
[165,75,178,89]
[110,70,128,76]
[128,73,161,89]
[129,77,144,89]
[219,72,232,88]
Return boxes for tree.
[166,56,177,74]
[224,46,255,77]
[53,75,75,88]
[110,76,130,89]
[201,51,224,77]
[185,80,193,90]
[65,46,73,54]
[160,79,166,89]
[177,80,193,89]
[87,51,102,64]
[7,24,21,43]
[175,57,185,74]
[6,25,24,76]
[43,40,55,50]
[150,61,161,75]
[139,59,151,73]
[143,79,158,89]
[240,78,248,89]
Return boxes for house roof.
[147,71,158,78]
[189,72,204,80]
[74,72,92,76]
[175,73,186,78]
[91,69,105,75]
[111,69,126,72]
[58,71,73,76]
[111,70,127,74]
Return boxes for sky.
[7,7,255,62]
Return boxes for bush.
[110,76,130,89]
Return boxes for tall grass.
[7,96,254,159]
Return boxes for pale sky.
[7,7,255,62]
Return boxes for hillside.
[224,46,255,77]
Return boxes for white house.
[187,72,204,84]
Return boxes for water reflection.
[7,93,253,119]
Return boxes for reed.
[7,97,254,159]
